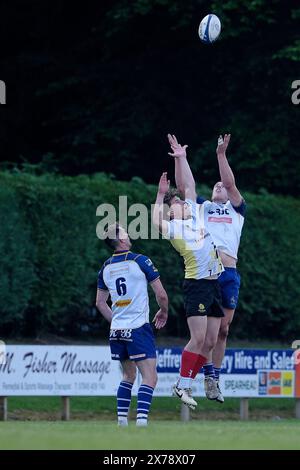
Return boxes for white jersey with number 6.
[97,250,160,330]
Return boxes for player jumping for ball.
[96,223,168,426]
[169,133,246,403]
[153,168,224,410]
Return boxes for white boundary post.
[61,396,70,421]
[180,403,190,422]
[240,398,249,420]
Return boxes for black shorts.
[183,278,224,318]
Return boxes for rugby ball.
[198,14,221,44]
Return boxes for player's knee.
[190,337,205,352]
[203,336,217,353]
[152,372,158,388]
[143,373,157,389]
[218,324,230,342]
[123,370,137,384]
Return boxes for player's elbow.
[152,211,159,227]
[177,183,185,198]
[223,182,234,191]
[96,300,104,312]
[152,217,159,229]
[183,183,196,199]
[152,218,163,236]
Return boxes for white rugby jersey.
[197,196,246,260]
[164,199,224,280]
[98,251,160,330]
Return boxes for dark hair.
[163,188,180,207]
[104,223,121,250]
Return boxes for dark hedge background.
[0,172,299,341]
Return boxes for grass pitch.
[0,420,299,450]
[1,396,299,450]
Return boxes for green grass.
[2,397,299,450]
[0,420,299,450]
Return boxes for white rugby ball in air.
[198,14,221,44]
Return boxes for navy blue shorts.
[109,323,156,362]
[218,267,241,310]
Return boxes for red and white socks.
[177,350,207,389]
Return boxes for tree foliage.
[0,0,299,194]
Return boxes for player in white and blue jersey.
[153,171,224,410]
[170,133,246,403]
[96,223,168,427]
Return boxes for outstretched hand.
[216,134,231,155]
[158,172,170,195]
[167,134,188,158]
[152,309,168,329]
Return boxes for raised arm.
[150,278,168,329]
[96,289,113,323]
[216,134,243,207]
[152,172,170,236]
[168,134,196,201]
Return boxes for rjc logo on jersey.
[208,208,230,216]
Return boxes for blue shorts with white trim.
[109,323,156,362]
[218,267,241,310]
